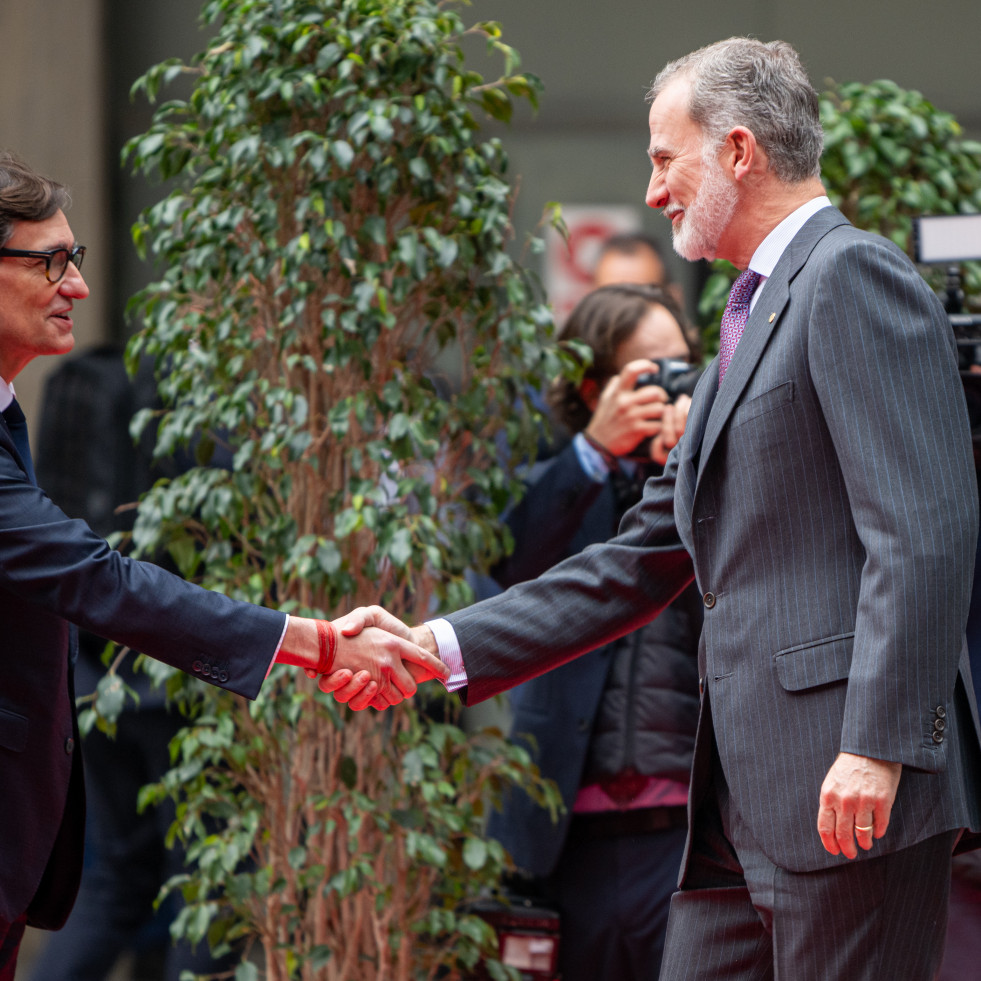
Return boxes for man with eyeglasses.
[0,151,448,979]
[0,242,85,280]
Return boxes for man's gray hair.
[0,151,70,247]
[648,38,824,183]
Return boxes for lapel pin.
[769,313,776,323]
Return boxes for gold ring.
[855,824,874,832]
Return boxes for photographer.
[486,283,703,981]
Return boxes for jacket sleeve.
[0,438,284,701]
[492,440,605,588]
[448,442,695,705]
[807,232,979,769]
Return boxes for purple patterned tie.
[718,269,762,385]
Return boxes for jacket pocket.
[0,707,28,753]
[773,633,854,691]
[731,381,794,428]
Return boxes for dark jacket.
[486,439,700,878]
[447,209,981,878]
[0,414,284,930]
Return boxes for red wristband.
[316,619,337,675]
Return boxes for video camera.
[913,214,981,457]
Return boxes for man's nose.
[646,171,668,210]
[59,262,90,299]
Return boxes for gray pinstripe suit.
[448,207,981,968]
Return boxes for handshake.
[275,606,444,710]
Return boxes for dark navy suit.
[0,412,284,932]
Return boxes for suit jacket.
[447,207,981,875]
[0,416,285,929]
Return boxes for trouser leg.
[768,830,955,981]
[547,822,687,981]
[658,751,772,981]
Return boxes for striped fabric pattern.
[449,207,981,876]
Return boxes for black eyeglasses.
[0,244,86,283]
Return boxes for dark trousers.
[938,851,981,980]
[27,707,237,981]
[543,813,687,981]
[659,746,957,981]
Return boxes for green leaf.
[387,528,413,567]
[330,140,354,167]
[462,837,488,870]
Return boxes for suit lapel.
[675,359,717,550]
[695,207,851,486]
[0,412,28,480]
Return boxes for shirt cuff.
[425,617,468,692]
[573,431,612,483]
[264,612,291,681]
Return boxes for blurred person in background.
[592,232,672,289]
[486,283,703,981]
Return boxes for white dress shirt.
[0,376,15,412]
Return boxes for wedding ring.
[855,824,874,832]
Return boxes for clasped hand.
[276,610,447,710]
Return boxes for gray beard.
[671,156,737,263]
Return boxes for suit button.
[703,592,716,609]
[219,671,229,683]
[936,705,947,719]
[934,718,946,732]
[932,730,944,744]
[193,660,203,673]
[65,737,75,754]
[202,663,212,677]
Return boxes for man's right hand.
[317,607,445,711]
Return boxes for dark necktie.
[718,269,762,385]
[3,398,37,484]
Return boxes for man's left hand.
[816,752,902,859]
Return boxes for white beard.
[671,151,737,262]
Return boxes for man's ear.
[580,377,601,413]
[726,126,759,182]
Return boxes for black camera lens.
[634,358,703,404]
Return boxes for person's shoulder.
[811,220,915,275]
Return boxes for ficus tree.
[117,1,566,978]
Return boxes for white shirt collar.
[749,195,832,280]
[0,377,14,413]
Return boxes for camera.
[627,358,703,462]
[913,214,981,460]
[634,358,703,403]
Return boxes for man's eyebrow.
[648,144,669,159]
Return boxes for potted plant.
[119,1,566,977]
